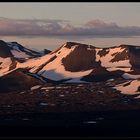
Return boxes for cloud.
[0,18,140,38]
[85,19,118,28]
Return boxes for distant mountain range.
[0,40,50,76]
[0,40,140,95]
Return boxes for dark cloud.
[0,18,140,38]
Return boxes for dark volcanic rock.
[8,57,17,71]
[9,42,43,58]
[43,49,51,55]
[0,40,13,58]
[0,69,43,93]
[81,67,124,82]
[98,49,109,57]
[110,48,129,62]
[0,40,50,61]
[129,46,140,68]
[63,42,91,49]
[62,43,100,72]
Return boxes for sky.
[0,2,140,51]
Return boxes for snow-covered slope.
[0,40,17,76]
[0,40,51,77]
[0,57,15,76]
[113,80,140,95]
[18,42,93,82]
[15,42,140,83]
[6,41,44,59]
[1,41,140,84]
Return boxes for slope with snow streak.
[17,53,56,73]
[7,42,42,59]
[113,80,140,95]
[37,45,93,81]
[10,50,30,59]
[16,42,140,82]
[17,43,93,81]
[95,47,131,71]
[2,41,140,83]
[0,57,13,76]
[0,40,52,77]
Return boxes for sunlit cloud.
[0,18,140,38]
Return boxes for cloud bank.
[0,18,140,38]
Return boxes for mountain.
[1,40,140,83]
[16,42,140,83]
[6,41,46,60]
[1,40,140,116]
[0,40,140,96]
[0,40,51,77]
[0,40,52,60]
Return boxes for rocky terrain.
[0,40,140,114]
[0,77,139,114]
[0,40,140,137]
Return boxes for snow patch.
[17,54,56,73]
[113,80,140,95]
[37,46,93,80]
[39,102,48,106]
[107,79,114,82]
[101,48,131,68]
[30,85,41,90]
[65,78,89,83]
[0,57,13,76]
[83,121,97,124]
[107,67,131,72]
[95,48,102,62]
[11,50,30,59]
[7,42,20,51]
[122,73,140,79]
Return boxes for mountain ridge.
[1,40,140,83]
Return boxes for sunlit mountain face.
[0,35,140,138]
[0,40,140,94]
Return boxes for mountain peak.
[1,40,140,84]
[119,44,140,48]
[62,42,95,49]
